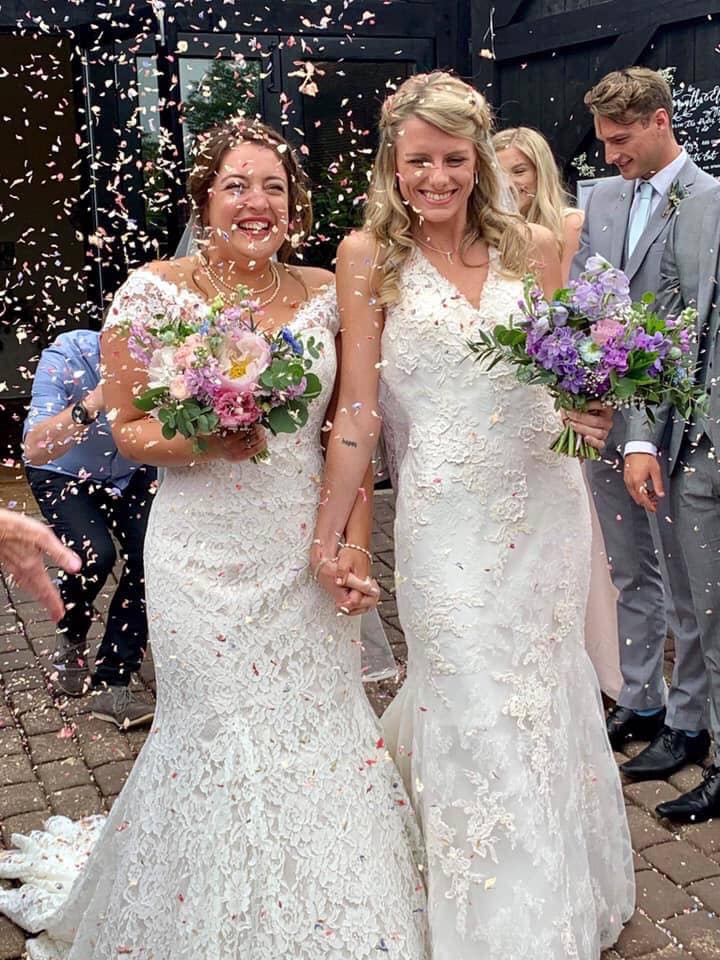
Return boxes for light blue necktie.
[627,180,654,257]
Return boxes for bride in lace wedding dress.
[0,121,428,959]
[312,73,634,960]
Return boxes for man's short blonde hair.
[584,67,674,125]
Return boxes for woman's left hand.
[562,401,614,452]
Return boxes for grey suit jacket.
[570,156,717,299]
[627,185,720,473]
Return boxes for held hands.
[0,509,81,621]
[561,401,613,452]
[624,453,665,513]
[312,546,380,616]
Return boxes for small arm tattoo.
[341,438,358,448]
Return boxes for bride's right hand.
[204,425,267,462]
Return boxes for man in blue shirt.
[24,328,156,729]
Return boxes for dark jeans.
[26,465,156,687]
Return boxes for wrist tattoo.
[340,438,358,448]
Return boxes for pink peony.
[590,318,625,347]
[213,389,261,429]
[218,331,271,393]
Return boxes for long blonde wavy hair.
[492,126,570,257]
[364,72,530,305]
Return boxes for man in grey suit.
[626,184,720,821]
[573,67,716,778]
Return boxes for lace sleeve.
[103,269,191,330]
[295,284,339,336]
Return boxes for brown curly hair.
[187,118,312,262]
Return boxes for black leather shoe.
[606,705,666,751]
[656,764,720,823]
[621,727,711,781]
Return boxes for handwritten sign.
[673,80,720,175]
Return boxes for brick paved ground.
[1,476,720,958]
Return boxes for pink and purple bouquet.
[120,292,322,461]
[468,255,703,459]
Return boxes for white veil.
[170,214,398,684]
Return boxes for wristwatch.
[70,400,94,426]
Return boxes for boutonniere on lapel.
[663,181,689,218]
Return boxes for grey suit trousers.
[672,436,720,745]
[587,414,708,730]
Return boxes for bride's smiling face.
[205,143,290,261]
[394,117,476,226]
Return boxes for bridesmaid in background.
[494,125,622,699]
[493,126,583,283]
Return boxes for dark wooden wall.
[471,0,720,184]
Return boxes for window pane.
[180,58,262,144]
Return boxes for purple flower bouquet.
[118,292,322,462]
[468,255,703,459]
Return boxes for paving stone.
[0,915,27,959]
[48,785,103,819]
[664,912,720,958]
[125,728,150,756]
[614,909,671,957]
[1,810,51,847]
[0,631,28,655]
[668,764,706,794]
[74,716,133,767]
[0,617,20,636]
[632,946,694,960]
[0,754,35,788]
[623,740,653,760]
[93,760,134,796]
[627,806,675,852]
[0,729,24,757]
[36,758,94,794]
[13,601,53,625]
[4,668,46,694]
[27,634,56,658]
[635,868,695,920]
[0,649,37,674]
[624,781,680,814]
[61,694,98,718]
[687,878,720,914]
[7,686,54,716]
[27,731,79,765]
[643,840,720,886]
[20,707,65,737]
[0,782,46,819]
[682,820,720,857]
[21,620,57,644]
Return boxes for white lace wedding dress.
[0,271,429,960]
[379,249,635,960]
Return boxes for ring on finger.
[638,483,648,494]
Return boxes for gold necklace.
[199,253,276,297]
[414,235,460,263]
[201,259,282,310]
